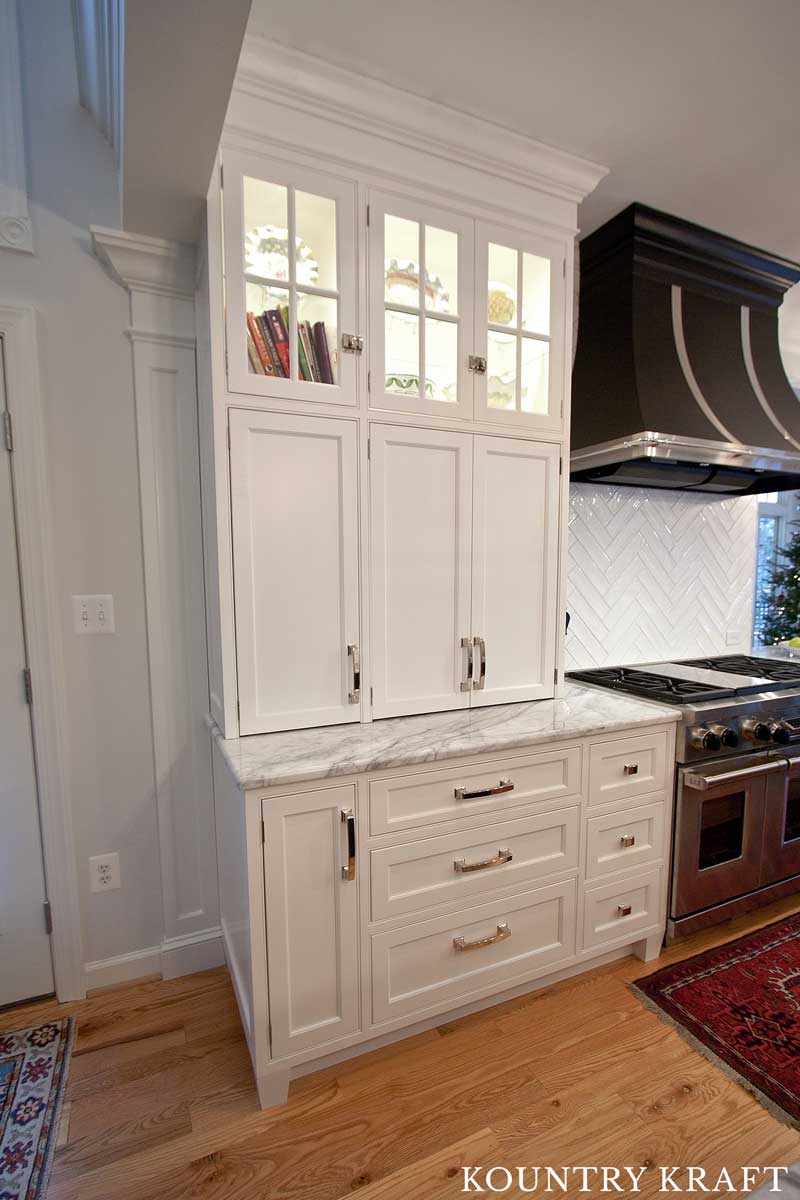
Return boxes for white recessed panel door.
[370,424,473,718]
[470,436,560,706]
[229,409,361,734]
[0,351,53,1005]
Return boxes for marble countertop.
[213,683,679,792]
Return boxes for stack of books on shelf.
[246,309,335,384]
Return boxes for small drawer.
[588,732,668,807]
[370,806,579,922]
[372,878,577,1025]
[585,801,665,880]
[369,746,582,836]
[582,867,662,951]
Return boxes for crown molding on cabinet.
[0,0,33,253]
[234,38,609,207]
[90,225,196,300]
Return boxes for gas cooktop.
[567,654,800,706]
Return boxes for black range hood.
[570,204,800,495]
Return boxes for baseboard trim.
[84,926,224,990]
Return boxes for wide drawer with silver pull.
[370,806,579,921]
[588,732,669,807]
[585,800,665,880]
[371,877,577,1025]
[369,745,582,836]
[581,866,662,951]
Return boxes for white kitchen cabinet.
[471,436,560,705]
[229,409,361,734]
[369,424,473,718]
[262,785,360,1058]
[370,426,560,717]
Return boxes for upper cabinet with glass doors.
[222,148,359,405]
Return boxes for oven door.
[672,755,786,920]
[761,755,800,886]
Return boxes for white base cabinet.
[214,718,676,1109]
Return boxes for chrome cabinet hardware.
[454,848,513,874]
[454,778,514,801]
[683,758,787,791]
[468,354,487,374]
[620,834,636,848]
[453,921,510,952]
[348,643,361,704]
[460,636,474,692]
[623,762,639,776]
[473,635,486,690]
[341,333,364,353]
[341,809,356,880]
[617,903,632,917]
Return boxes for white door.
[0,352,53,1005]
[229,409,361,734]
[370,424,473,718]
[470,436,560,706]
[368,190,475,420]
[263,785,360,1058]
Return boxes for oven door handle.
[682,759,788,791]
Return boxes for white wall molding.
[70,0,124,166]
[0,305,84,998]
[90,226,220,960]
[0,1,33,253]
[85,926,223,989]
[235,38,608,207]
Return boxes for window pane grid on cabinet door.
[370,191,474,420]
[223,148,357,405]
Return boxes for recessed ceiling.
[247,0,800,379]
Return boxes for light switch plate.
[72,594,115,635]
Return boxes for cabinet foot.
[256,1066,290,1110]
[634,930,664,962]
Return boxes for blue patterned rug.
[0,1019,73,1200]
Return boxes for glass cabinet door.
[474,222,565,430]
[222,148,358,405]
[368,191,474,420]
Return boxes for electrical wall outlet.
[72,594,115,635]
[89,853,121,893]
[726,630,740,645]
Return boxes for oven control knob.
[740,718,771,742]
[708,723,739,748]
[768,722,791,746]
[688,725,721,752]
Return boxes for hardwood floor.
[5,897,800,1200]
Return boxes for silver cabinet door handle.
[454,922,510,952]
[454,848,513,874]
[454,778,514,800]
[347,643,360,704]
[460,636,473,692]
[623,762,639,776]
[620,834,636,848]
[473,635,486,690]
[617,903,632,917]
[341,809,356,881]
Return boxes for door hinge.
[559,457,563,476]
[554,667,559,684]
[43,900,52,935]
[23,667,32,705]
[367,369,371,392]
[219,162,224,189]
[366,203,370,226]
[261,818,265,845]
[3,411,12,451]
[367,436,371,460]
[468,355,487,375]
[370,686,373,705]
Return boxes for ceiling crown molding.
[235,38,608,206]
[90,226,196,299]
[0,0,33,253]
[70,0,124,166]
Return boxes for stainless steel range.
[567,654,800,939]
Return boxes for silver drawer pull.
[454,778,514,801]
[453,922,510,952]
[620,834,636,848]
[617,903,632,917]
[473,635,486,691]
[347,643,360,704]
[341,808,356,881]
[460,636,473,692]
[454,848,513,874]
[623,762,639,776]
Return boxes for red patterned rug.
[632,913,800,1126]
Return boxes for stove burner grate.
[681,655,800,685]
[566,666,733,704]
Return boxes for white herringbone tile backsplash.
[565,484,758,670]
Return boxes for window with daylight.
[753,490,800,646]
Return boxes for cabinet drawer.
[372,878,577,1025]
[369,746,582,836]
[588,732,668,807]
[370,806,579,922]
[585,801,665,880]
[582,868,662,951]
